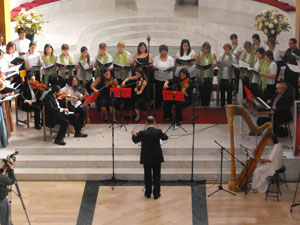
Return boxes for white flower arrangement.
[254,9,291,38]
[14,8,44,35]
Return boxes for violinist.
[122,68,150,122]
[91,69,119,122]
[62,75,87,129]
[19,74,43,130]
[163,68,192,125]
[44,85,88,145]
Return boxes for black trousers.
[284,70,299,99]
[242,76,250,99]
[0,198,10,225]
[21,102,41,126]
[251,83,261,97]
[163,100,190,123]
[55,113,81,140]
[220,79,232,107]
[68,105,86,128]
[143,163,161,197]
[233,68,240,93]
[154,79,165,109]
[200,77,212,106]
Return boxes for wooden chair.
[42,104,69,141]
[15,97,34,128]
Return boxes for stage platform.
[1,107,299,182]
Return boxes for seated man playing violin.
[90,68,119,122]
[44,85,88,145]
[162,68,192,125]
[19,74,45,130]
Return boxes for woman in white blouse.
[259,50,277,101]
[0,34,6,53]
[4,41,19,66]
[175,39,196,79]
[0,50,9,73]
[25,42,42,82]
[266,38,281,62]
[153,44,175,108]
[75,46,93,90]
[13,27,31,58]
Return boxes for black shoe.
[74,133,88,138]
[54,139,66,145]
[176,121,182,126]
[134,118,141,123]
[144,193,151,199]
[154,193,161,200]
[163,118,172,122]
[35,125,41,130]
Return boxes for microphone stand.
[208,140,237,197]
[101,92,126,190]
[178,87,205,189]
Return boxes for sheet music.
[256,97,271,109]
[292,52,300,61]
[0,93,19,102]
[287,63,300,73]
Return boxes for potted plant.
[14,8,44,42]
[254,9,291,40]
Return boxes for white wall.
[281,0,296,7]
[10,0,31,10]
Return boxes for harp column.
[0,0,11,44]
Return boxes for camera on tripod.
[2,151,19,165]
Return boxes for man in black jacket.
[19,74,42,130]
[267,81,293,134]
[282,38,300,99]
[0,160,15,225]
[44,85,87,145]
[132,116,168,199]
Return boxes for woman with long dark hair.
[75,46,93,90]
[42,44,57,87]
[24,42,42,82]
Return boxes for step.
[13,155,245,168]
[14,167,242,182]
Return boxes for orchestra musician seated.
[122,67,150,123]
[44,85,88,145]
[19,74,43,130]
[267,81,293,136]
[252,133,283,193]
[62,75,87,129]
[90,69,119,123]
[162,68,192,125]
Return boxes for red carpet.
[253,0,295,11]
[88,108,228,124]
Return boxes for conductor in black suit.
[132,116,168,199]
[44,85,87,145]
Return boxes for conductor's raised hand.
[162,129,166,133]
[131,130,136,135]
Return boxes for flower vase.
[267,34,277,41]
[26,34,35,43]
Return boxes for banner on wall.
[294,101,300,156]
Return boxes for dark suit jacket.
[132,127,168,164]
[43,92,62,128]
[271,87,293,125]
[19,82,42,111]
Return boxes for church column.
[296,0,300,48]
[0,0,11,44]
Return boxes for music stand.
[110,87,131,131]
[163,90,187,133]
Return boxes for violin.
[104,77,118,88]
[31,80,48,92]
[57,92,76,100]
[180,78,189,97]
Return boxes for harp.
[227,105,273,191]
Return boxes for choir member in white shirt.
[252,133,283,193]
[218,44,236,107]
[75,46,93,89]
[62,75,87,129]
[4,41,19,66]
[266,38,281,62]
[230,34,243,94]
[196,42,217,107]
[113,41,132,81]
[252,33,261,52]
[175,39,196,79]
[13,28,31,58]
[251,47,265,97]
[94,42,113,79]
[56,44,75,87]
[260,50,277,101]
[25,42,42,82]
[153,44,175,108]
[0,50,9,73]
[0,34,6,53]
[42,44,57,87]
